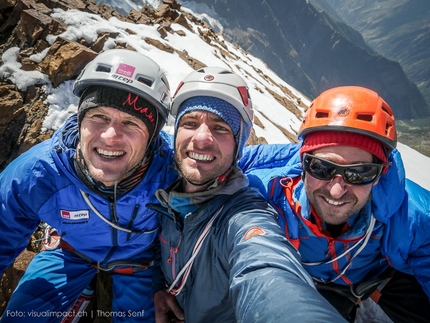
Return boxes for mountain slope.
[93,0,430,120]
[171,0,430,120]
[321,0,430,108]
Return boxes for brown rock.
[145,37,174,53]
[0,250,36,316]
[153,3,171,18]
[174,13,192,31]
[0,0,35,36]
[0,0,18,12]
[176,49,206,70]
[38,37,98,87]
[163,0,181,10]
[18,9,53,47]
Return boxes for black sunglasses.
[302,153,389,186]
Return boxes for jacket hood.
[371,149,406,224]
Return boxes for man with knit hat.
[240,86,430,322]
[150,67,346,323]
[0,49,178,323]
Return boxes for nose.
[191,123,213,145]
[327,175,348,199]
[101,121,123,140]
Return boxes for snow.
[0,47,50,91]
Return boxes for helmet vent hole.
[137,77,153,87]
[356,114,373,122]
[315,112,329,118]
[385,123,392,135]
[382,104,393,116]
[95,65,111,73]
[161,77,170,89]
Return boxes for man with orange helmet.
[240,86,430,322]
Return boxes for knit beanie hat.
[78,86,159,138]
[300,131,387,163]
[175,96,242,146]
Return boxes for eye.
[90,114,109,121]
[214,125,229,131]
[180,120,198,129]
[124,120,139,127]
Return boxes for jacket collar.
[155,166,249,217]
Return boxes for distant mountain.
[174,0,430,120]
[318,0,430,111]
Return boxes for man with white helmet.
[0,49,178,322]
[150,67,346,323]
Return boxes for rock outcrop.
[0,0,217,171]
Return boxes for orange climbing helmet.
[298,86,397,151]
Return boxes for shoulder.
[240,143,301,171]
[240,143,302,196]
[1,139,53,179]
[217,187,279,229]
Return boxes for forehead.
[313,146,374,163]
[86,106,136,119]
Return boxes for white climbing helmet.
[73,49,171,133]
[171,67,254,125]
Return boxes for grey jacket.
[151,167,346,323]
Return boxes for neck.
[183,179,212,193]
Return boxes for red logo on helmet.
[204,74,215,81]
[338,108,350,117]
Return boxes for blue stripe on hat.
[175,96,241,139]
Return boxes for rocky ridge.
[0,0,305,318]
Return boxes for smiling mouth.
[96,148,125,158]
[188,152,214,161]
[323,196,346,206]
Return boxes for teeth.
[189,152,214,161]
[97,148,124,157]
[324,197,344,206]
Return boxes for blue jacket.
[240,143,430,298]
[150,167,346,323]
[0,115,178,274]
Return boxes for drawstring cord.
[167,206,224,296]
[306,214,376,284]
[79,189,159,234]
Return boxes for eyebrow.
[182,111,226,123]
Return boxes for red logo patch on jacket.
[244,227,266,241]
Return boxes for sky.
[1,2,427,322]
